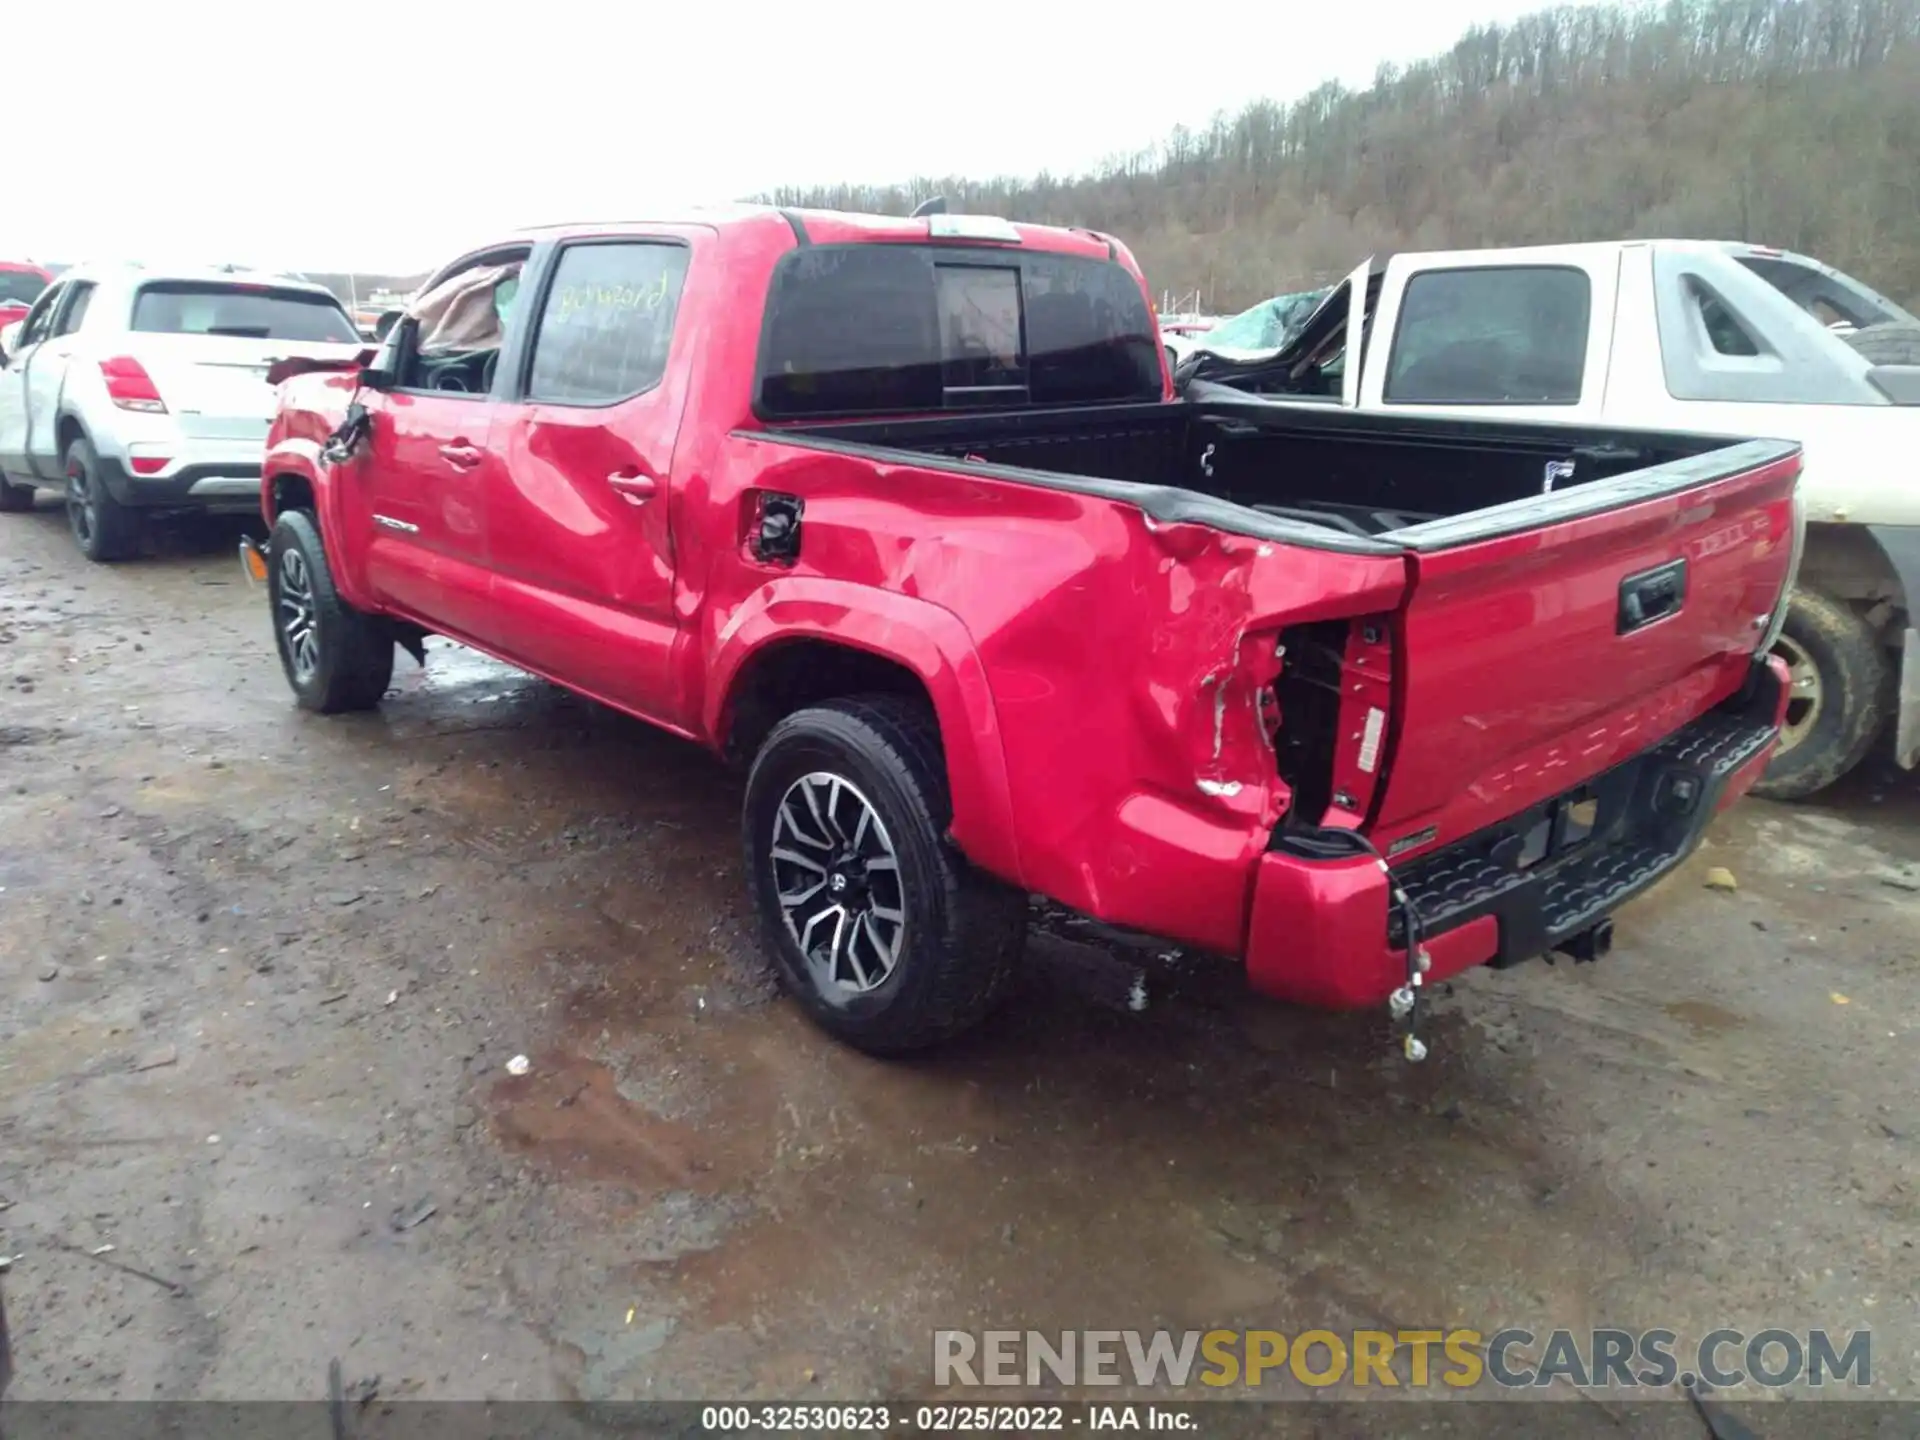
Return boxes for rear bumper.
[94,450,262,510]
[1244,655,1790,1008]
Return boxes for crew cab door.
[0,282,64,476]
[355,387,499,642]
[1352,252,1620,429]
[351,247,530,646]
[478,234,694,724]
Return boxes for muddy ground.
[1,500,1917,1433]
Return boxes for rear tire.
[268,509,394,713]
[1754,589,1891,801]
[65,438,141,561]
[0,477,34,513]
[743,694,1027,1054]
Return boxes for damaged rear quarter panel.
[698,434,1408,956]
[969,512,1406,953]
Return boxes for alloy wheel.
[277,546,321,685]
[770,771,906,995]
[66,461,94,549]
[1770,632,1821,755]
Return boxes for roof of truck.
[512,205,1120,260]
[1397,238,1814,264]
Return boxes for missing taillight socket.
[749,492,803,566]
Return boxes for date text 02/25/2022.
[698,1403,1197,1431]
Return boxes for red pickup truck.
[255,208,1800,1056]
[0,262,52,333]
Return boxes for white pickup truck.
[1182,241,1920,799]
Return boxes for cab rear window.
[756,245,1162,418]
[131,283,359,343]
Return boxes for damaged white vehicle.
[1182,241,1920,799]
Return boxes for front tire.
[268,509,394,713]
[743,695,1027,1054]
[0,477,34,513]
[66,438,141,561]
[1754,589,1891,800]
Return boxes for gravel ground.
[1,499,1916,1434]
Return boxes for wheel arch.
[1795,521,1910,625]
[54,410,87,459]
[707,579,1023,886]
[261,440,330,525]
[266,470,317,521]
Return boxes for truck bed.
[778,396,1775,549]
[767,391,1799,884]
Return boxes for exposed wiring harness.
[1334,828,1433,1061]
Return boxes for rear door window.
[130,283,359,342]
[1385,267,1590,404]
[757,246,1162,418]
[523,241,690,405]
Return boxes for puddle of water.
[1663,999,1745,1036]
[392,640,531,699]
[487,1052,727,1190]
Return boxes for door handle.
[438,442,482,469]
[1617,558,1687,635]
[607,470,658,503]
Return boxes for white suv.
[0,263,364,560]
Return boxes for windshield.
[0,269,48,306]
[130,282,359,342]
[1737,256,1916,332]
[1199,287,1332,353]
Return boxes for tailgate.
[1370,440,1800,845]
[136,337,365,441]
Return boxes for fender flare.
[1867,524,1920,769]
[706,577,1024,886]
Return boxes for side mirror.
[359,315,417,392]
[0,321,20,365]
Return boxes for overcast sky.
[20,0,1572,275]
